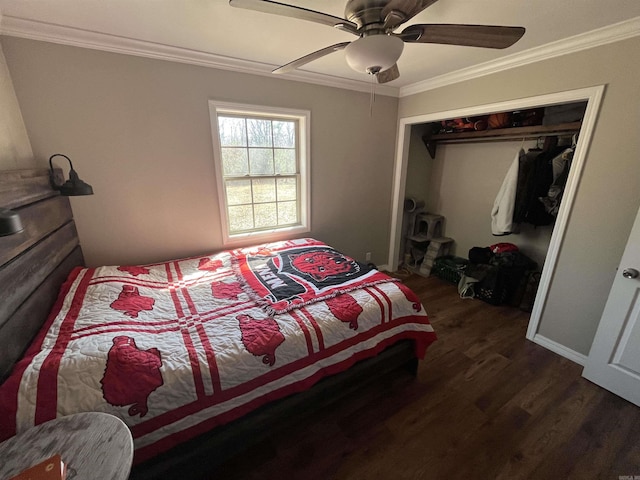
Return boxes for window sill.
[223,224,311,248]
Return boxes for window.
[209,101,310,245]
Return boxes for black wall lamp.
[49,153,94,196]
[0,208,24,236]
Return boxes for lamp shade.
[345,35,404,75]
[0,208,24,236]
[59,168,94,196]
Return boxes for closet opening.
[387,86,605,363]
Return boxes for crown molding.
[400,16,640,98]
[3,14,639,100]
[0,15,399,97]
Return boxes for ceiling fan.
[229,0,525,84]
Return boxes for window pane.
[221,148,249,176]
[272,121,295,148]
[226,179,252,206]
[247,119,272,147]
[228,204,254,233]
[252,178,276,203]
[218,117,246,147]
[278,201,298,225]
[274,149,296,174]
[249,148,274,175]
[254,203,277,228]
[276,177,297,201]
[211,103,308,240]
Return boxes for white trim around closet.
[388,85,605,362]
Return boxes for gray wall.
[0,43,33,169]
[404,124,432,203]
[2,37,399,268]
[398,36,640,356]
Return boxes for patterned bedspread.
[0,238,436,463]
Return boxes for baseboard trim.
[530,333,588,366]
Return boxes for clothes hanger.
[528,137,544,151]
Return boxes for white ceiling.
[1,0,639,95]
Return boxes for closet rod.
[422,121,581,158]
[435,130,579,145]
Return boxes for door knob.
[622,268,639,279]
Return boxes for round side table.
[0,412,133,480]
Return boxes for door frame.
[388,85,605,361]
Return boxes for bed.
[0,168,436,478]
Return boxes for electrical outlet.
[365,252,371,262]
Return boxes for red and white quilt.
[0,238,436,463]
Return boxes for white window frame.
[209,100,311,246]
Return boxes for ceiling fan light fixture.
[345,35,404,75]
[233,0,526,81]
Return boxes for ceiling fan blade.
[229,0,359,34]
[272,42,351,74]
[376,64,400,84]
[400,24,525,49]
[382,0,439,30]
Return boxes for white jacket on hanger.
[491,148,524,235]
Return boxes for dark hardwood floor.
[212,275,640,480]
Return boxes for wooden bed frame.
[0,168,84,381]
[0,168,419,479]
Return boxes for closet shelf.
[422,121,582,159]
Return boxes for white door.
[583,205,640,407]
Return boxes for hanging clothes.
[493,141,569,235]
[491,148,524,236]
[539,146,575,217]
[514,144,566,227]
[513,148,539,224]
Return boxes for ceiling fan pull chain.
[369,74,376,117]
